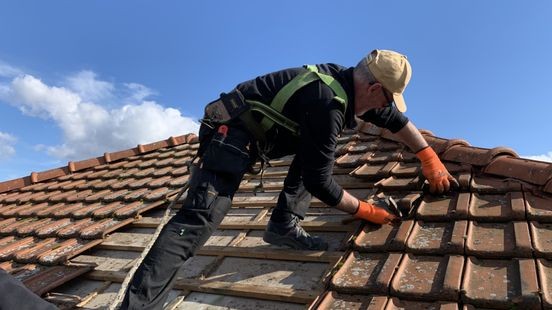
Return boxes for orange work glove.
[353,200,398,225]
[416,146,459,194]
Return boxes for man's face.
[354,81,393,116]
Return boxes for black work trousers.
[121,123,312,309]
[0,268,58,310]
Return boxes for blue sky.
[0,1,551,181]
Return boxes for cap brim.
[393,93,407,112]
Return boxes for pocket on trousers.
[202,138,250,175]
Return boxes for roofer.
[121,49,458,309]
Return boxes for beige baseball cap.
[364,49,412,112]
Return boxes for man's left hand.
[416,146,459,194]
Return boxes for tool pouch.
[204,89,249,123]
[202,127,251,175]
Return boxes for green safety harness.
[238,64,349,145]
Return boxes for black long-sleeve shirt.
[236,64,408,206]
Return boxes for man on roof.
[121,49,458,309]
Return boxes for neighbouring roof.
[0,122,551,309]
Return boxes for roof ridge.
[0,134,198,194]
[356,120,552,194]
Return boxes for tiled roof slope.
[0,134,198,295]
[0,121,551,309]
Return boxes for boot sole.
[263,231,328,251]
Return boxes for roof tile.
[56,218,95,238]
[391,254,464,301]
[462,257,540,309]
[470,175,523,194]
[316,292,387,310]
[331,252,401,294]
[386,297,459,310]
[465,221,532,258]
[441,146,517,167]
[351,163,396,180]
[417,193,470,221]
[0,236,35,260]
[78,218,134,239]
[15,218,53,236]
[37,238,103,265]
[525,193,552,222]
[70,202,105,218]
[537,259,552,309]
[13,238,57,263]
[469,193,526,221]
[390,162,420,178]
[484,156,552,186]
[406,220,467,255]
[35,218,73,237]
[375,175,423,191]
[336,153,364,168]
[530,222,552,259]
[22,264,95,295]
[354,220,414,252]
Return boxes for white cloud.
[0,73,199,161]
[522,152,552,163]
[124,82,156,102]
[0,62,22,78]
[65,70,115,103]
[0,132,16,159]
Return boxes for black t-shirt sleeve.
[298,96,344,207]
[359,105,409,133]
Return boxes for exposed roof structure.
[0,122,551,309]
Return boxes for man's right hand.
[353,200,399,225]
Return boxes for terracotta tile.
[316,291,387,310]
[537,259,552,309]
[128,177,154,189]
[336,153,364,168]
[22,264,95,295]
[28,190,62,203]
[157,150,176,159]
[84,169,109,179]
[70,202,105,218]
[3,191,34,204]
[363,150,403,164]
[14,202,50,217]
[170,166,189,177]
[0,236,16,247]
[134,167,156,178]
[67,170,95,180]
[109,178,136,190]
[153,157,175,167]
[466,221,532,258]
[13,238,57,263]
[354,220,414,252]
[151,166,173,178]
[469,193,526,221]
[101,189,130,203]
[422,135,469,156]
[0,203,30,217]
[47,190,78,203]
[351,163,396,180]
[123,188,150,201]
[143,187,177,201]
[35,218,73,237]
[526,193,552,222]
[398,150,418,163]
[79,218,134,239]
[0,218,35,235]
[462,257,540,309]
[385,298,459,310]
[331,252,401,294]
[390,162,420,177]
[100,168,126,179]
[172,156,192,166]
[35,203,67,218]
[37,238,103,265]
[118,167,141,178]
[90,201,127,218]
[65,189,94,203]
[112,201,148,218]
[545,180,552,195]
[0,236,35,260]
[470,175,522,193]
[122,160,142,169]
[44,180,75,191]
[0,217,18,230]
[90,179,119,190]
[390,254,464,301]
[83,189,114,203]
[15,218,53,236]
[50,202,86,218]
[406,220,467,255]
[59,179,87,190]
[442,146,516,167]
[137,158,158,168]
[484,156,552,186]
[10,263,45,282]
[56,218,95,238]
[375,176,423,191]
[147,175,173,188]
[530,222,552,259]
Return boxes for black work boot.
[263,215,328,251]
